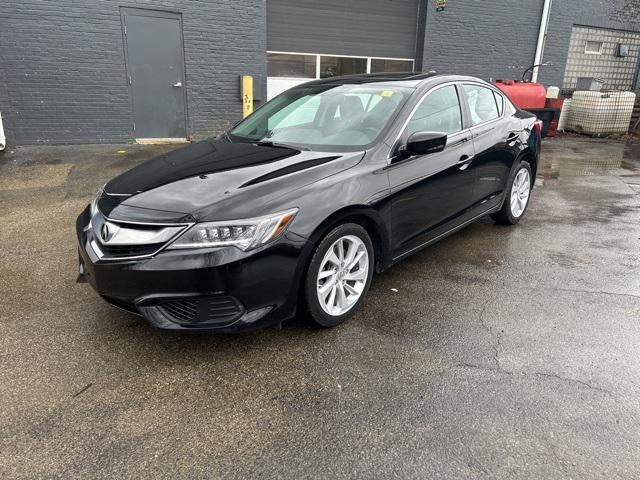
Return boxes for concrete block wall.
[543,0,640,88]
[0,0,266,145]
[562,25,640,92]
[420,0,640,89]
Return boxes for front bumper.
[76,206,308,331]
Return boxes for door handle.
[172,82,183,87]
[457,154,474,170]
[506,132,519,143]
[449,136,472,147]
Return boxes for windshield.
[229,84,412,151]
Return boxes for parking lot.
[1,136,639,479]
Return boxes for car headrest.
[340,96,365,118]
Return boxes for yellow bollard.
[242,75,253,118]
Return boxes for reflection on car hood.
[102,139,364,222]
[105,139,300,195]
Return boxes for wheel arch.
[287,205,391,322]
[304,205,391,273]
[515,148,538,180]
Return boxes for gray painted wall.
[5,0,640,145]
[421,0,545,82]
[267,0,420,59]
[0,0,266,145]
[420,0,640,88]
[542,0,640,88]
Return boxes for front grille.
[99,242,165,258]
[89,210,190,260]
[157,296,244,326]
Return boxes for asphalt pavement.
[0,136,639,479]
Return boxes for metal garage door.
[267,0,420,59]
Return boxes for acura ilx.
[77,73,540,331]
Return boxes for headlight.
[90,186,104,217]
[167,208,298,251]
[85,186,103,231]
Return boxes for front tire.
[304,223,374,328]
[491,161,533,225]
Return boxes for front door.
[387,84,476,257]
[122,8,187,140]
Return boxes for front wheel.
[304,223,374,328]
[491,161,533,225]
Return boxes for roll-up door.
[267,0,420,59]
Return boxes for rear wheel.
[304,223,374,328]
[491,161,532,225]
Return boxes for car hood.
[102,139,364,222]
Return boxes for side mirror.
[405,131,448,156]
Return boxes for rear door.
[461,83,522,210]
[387,83,476,257]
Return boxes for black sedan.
[77,73,541,331]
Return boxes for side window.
[407,85,462,137]
[463,84,500,125]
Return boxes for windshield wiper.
[254,140,309,151]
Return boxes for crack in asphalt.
[454,364,614,397]
[533,372,614,397]
[463,302,616,398]
[72,383,93,398]
[478,304,503,369]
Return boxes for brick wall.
[5,0,640,146]
[419,0,640,89]
[420,0,545,82]
[0,0,266,145]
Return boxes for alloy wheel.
[510,168,531,218]
[316,235,369,316]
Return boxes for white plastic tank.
[566,91,636,136]
[557,98,571,131]
[546,86,560,99]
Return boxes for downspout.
[414,0,428,72]
[532,0,552,82]
[0,113,5,151]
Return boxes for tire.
[491,160,533,225]
[304,223,375,328]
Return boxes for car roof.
[300,72,489,89]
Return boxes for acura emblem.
[100,222,117,243]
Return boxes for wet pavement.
[0,136,639,479]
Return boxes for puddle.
[538,137,640,179]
